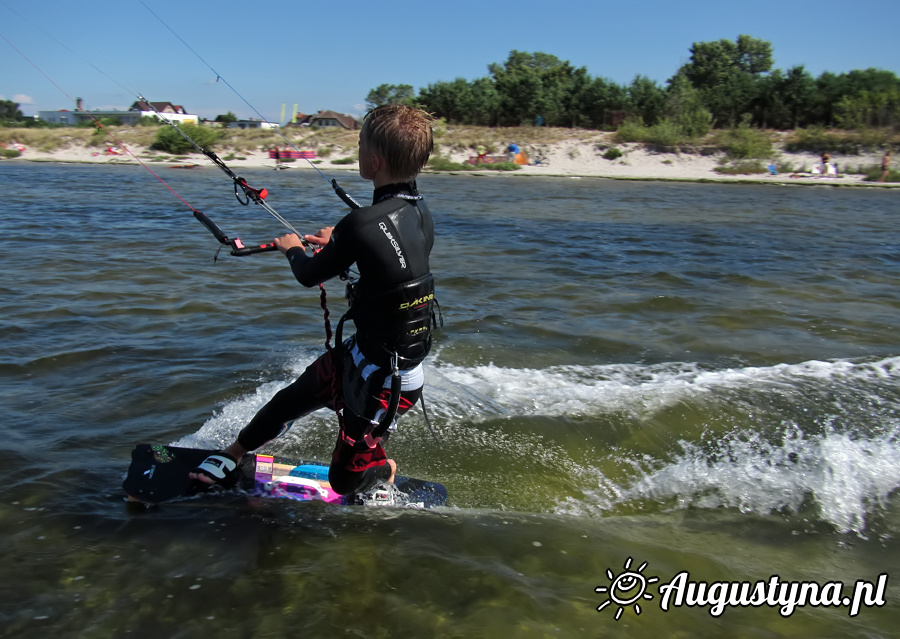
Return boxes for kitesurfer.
[191,104,437,497]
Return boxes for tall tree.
[779,65,816,129]
[488,51,588,126]
[466,77,501,126]
[557,66,591,127]
[571,77,628,130]
[0,99,23,121]
[751,70,789,129]
[813,72,849,126]
[214,111,237,127]
[419,78,472,124]
[488,50,549,126]
[665,74,712,138]
[677,35,773,127]
[365,84,415,110]
[627,75,666,125]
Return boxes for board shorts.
[236,337,423,495]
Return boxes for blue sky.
[2,0,898,122]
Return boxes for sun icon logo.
[594,557,659,620]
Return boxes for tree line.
[366,35,900,136]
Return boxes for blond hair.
[361,104,434,181]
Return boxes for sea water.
[1,163,898,637]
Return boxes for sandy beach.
[3,136,895,188]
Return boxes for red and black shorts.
[237,340,423,495]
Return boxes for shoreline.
[3,140,897,189]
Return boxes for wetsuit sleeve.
[285,218,358,287]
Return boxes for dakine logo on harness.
[594,557,888,620]
[378,222,407,268]
[399,293,433,310]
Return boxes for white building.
[217,118,280,130]
[129,100,198,125]
[38,98,198,126]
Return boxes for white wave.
[173,353,324,450]
[175,352,900,533]
[173,379,293,450]
[558,422,900,535]
[181,352,900,438]
[434,355,900,419]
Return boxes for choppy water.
[1,163,898,637]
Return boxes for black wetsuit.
[236,182,435,495]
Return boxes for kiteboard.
[123,444,447,508]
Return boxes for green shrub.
[784,127,892,155]
[151,124,222,154]
[482,161,521,171]
[1,148,21,159]
[775,161,795,174]
[137,116,162,127]
[715,120,772,159]
[855,128,892,151]
[88,128,110,147]
[714,160,768,175]
[785,127,848,153]
[676,107,712,140]
[603,147,623,160]
[427,157,474,171]
[75,116,122,129]
[615,118,648,143]
[645,117,687,149]
[615,117,694,150]
[427,157,521,171]
[331,157,356,165]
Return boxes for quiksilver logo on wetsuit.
[378,222,407,268]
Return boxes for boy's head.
[359,104,433,183]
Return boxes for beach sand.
[4,137,894,188]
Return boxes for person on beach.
[507,142,520,163]
[475,144,487,165]
[819,151,833,177]
[879,151,891,182]
[191,104,437,497]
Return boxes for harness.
[327,190,441,452]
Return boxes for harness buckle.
[340,429,382,450]
[363,432,383,448]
